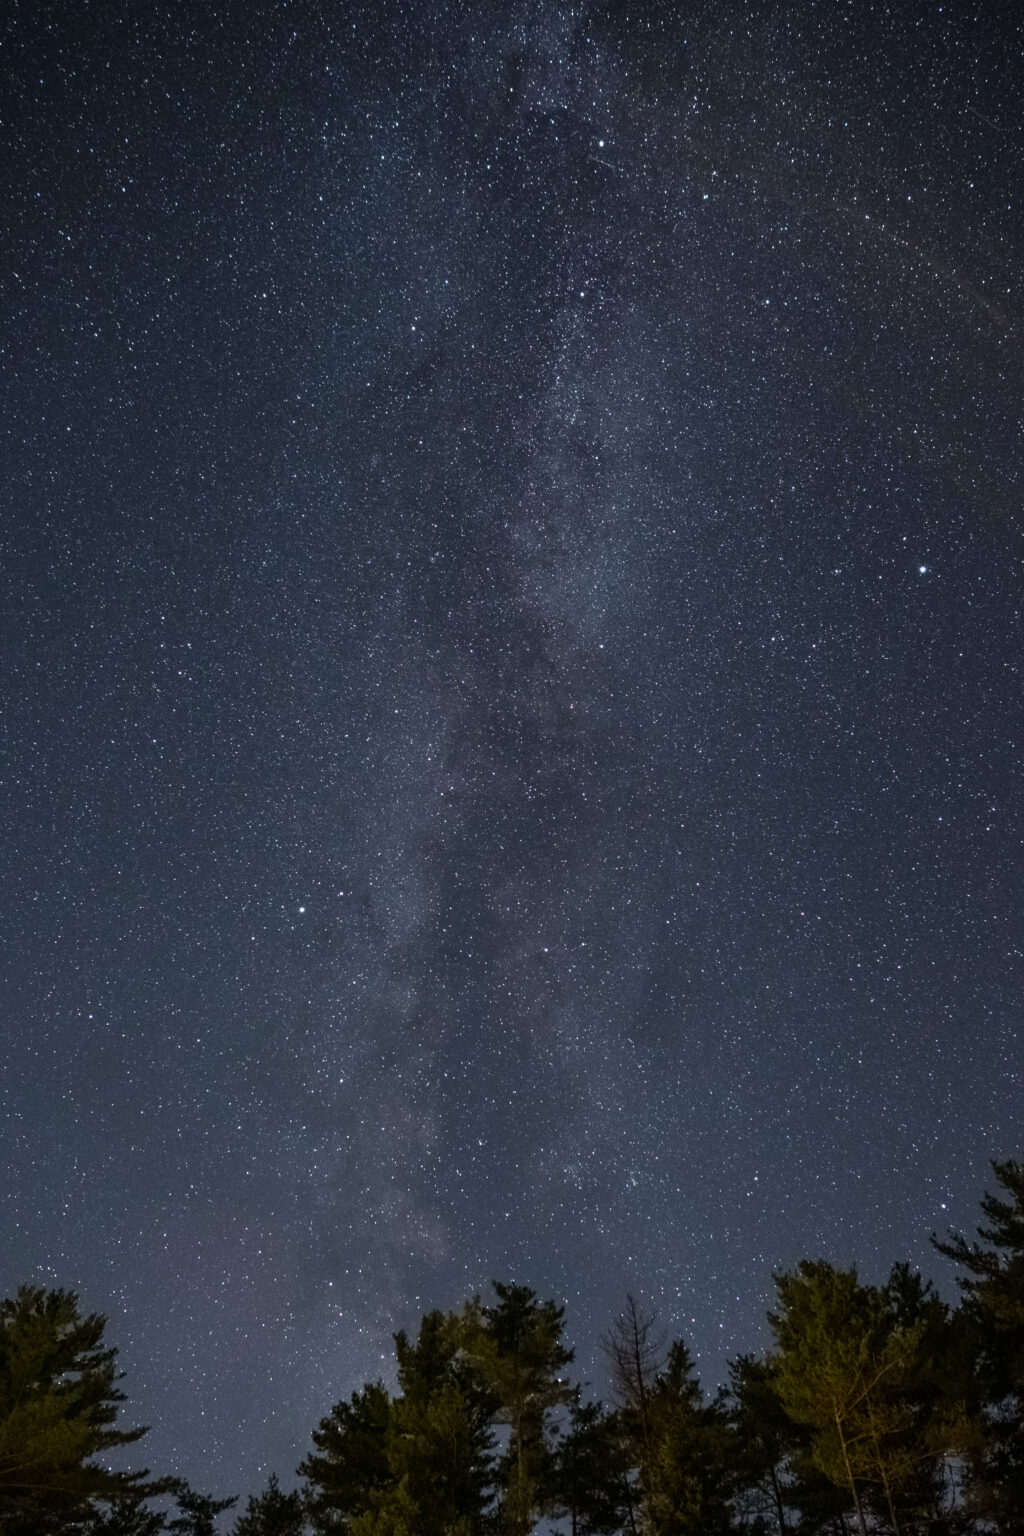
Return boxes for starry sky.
[1,0,1022,1504]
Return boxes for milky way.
[1,0,1021,1499]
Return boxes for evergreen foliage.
[301,1381,392,1532]
[727,1354,803,1534]
[0,1285,153,1533]
[934,1159,1024,1534]
[6,1155,1023,1536]
[232,1475,307,1536]
[549,1395,630,1536]
[166,1485,238,1536]
[466,1282,575,1536]
[768,1261,941,1536]
[643,1341,735,1536]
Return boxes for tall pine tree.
[0,1286,155,1535]
[642,1341,735,1536]
[935,1159,1024,1533]
[460,1284,575,1536]
[769,1262,946,1536]
[301,1381,392,1533]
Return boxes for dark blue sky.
[1,0,1021,1504]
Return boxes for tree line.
[2,1159,1021,1536]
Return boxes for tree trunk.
[768,1460,789,1535]
[835,1412,870,1536]
[866,1396,901,1536]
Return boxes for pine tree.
[301,1382,392,1533]
[303,1309,496,1536]
[79,1499,171,1536]
[642,1341,735,1536]
[934,1159,1024,1389]
[769,1262,943,1536]
[460,1283,576,1536]
[233,1475,307,1536]
[0,1285,155,1534]
[934,1159,1024,1532]
[549,1394,630,1536]
[166,1484,238,1536]
[350,1309,495,1536]
[727,1355,799,1535]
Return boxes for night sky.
[2,0,1022,1505]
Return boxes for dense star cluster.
[1,0,1020,1503]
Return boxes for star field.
[1,0,1022,1503]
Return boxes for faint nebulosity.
[1,0,1020,1499]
